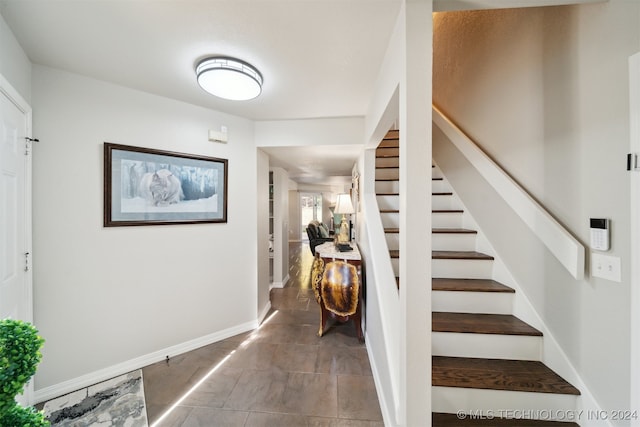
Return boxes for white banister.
[432,105,586,280]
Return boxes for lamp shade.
[196,57,263,101]
[334,194,354,215]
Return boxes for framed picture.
[104,143,228,226]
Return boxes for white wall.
[0,12,31,103]
[433,1,640,419]
[255,117,364,148]
[31,66,259,393]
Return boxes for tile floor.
[142,242,383,426]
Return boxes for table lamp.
[334,193,354,245]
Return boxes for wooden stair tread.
[385,228,399,233]
[375,177,399,181]
[377,192,399,196]
[392,251,494,260]
[380,209,399,213]
[383,129,399,138]
[432,278,515,293]
[433,356,580,395]
[433,251,494,260]
[433,312,542,336]
[376,151,399,158]
[433,413,579,426]
[433,209,463,213]
[433,192,453,196]
[379,140,399,148]
[433,177,444,181]
[433,228,477,234]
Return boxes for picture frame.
[104,143,228,226]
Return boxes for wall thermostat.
[590,218,610,251]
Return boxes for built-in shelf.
[269,171,274,283]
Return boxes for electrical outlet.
[591,252,621,282]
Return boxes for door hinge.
[627,153,640,171]
[24,252,30,272]
[24,137,39,155]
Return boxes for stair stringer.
[435,165,611,427]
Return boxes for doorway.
[300,192,322,240]
[0,75,33,404]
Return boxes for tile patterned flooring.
[142,242,383,426]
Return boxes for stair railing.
[432,105,586,280]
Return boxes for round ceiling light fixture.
[196,56,263,101]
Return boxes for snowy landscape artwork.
[104,143,227,226]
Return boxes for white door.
[0,77,33,404]
[0,81,31,322]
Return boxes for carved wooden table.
[312,242,363,342]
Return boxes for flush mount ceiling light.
[196,56,263,101]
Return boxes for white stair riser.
[394,258,494,279]
[432,195,456,210]
[385,233,399,250]
[433,233,476,251]
[377,195,399,211]
[432,259,493,279]
[380,210,463,228]
[432,212,463,228]
[432,179,451,193]
[376,180,400,194]
[433,332,541,361]
[432,168,443,179]
[433,387,578,420]
[376,168,399,181]
[432,290,513,315]
[380,212,399,228]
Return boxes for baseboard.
[269,273,289,289]
[33,319,258,404]
[366,332,399,427]
[257,300,272,325]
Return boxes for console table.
[313,242,363,342]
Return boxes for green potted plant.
[0,319,49,426]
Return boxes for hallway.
[142,242,383,426]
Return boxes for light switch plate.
[591,252,621,282]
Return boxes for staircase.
[374,130,581,426]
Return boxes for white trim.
[433,0,604,12]
[0,74,31,115]
[257,300,272,325]
[33,319,258,404]
[0,73,34,404]
[269,273,289,290]
[362,191,401,418]
[433,105,586,280]
[366,332,398,427]
[629,51,640,427]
